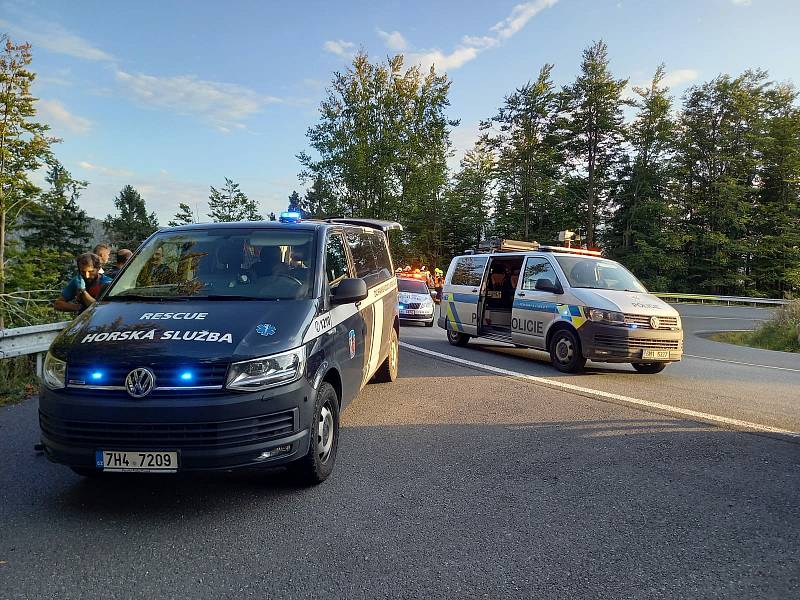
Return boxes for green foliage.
[0,355,37,405]
[104,185,159,247]
[712,301,800,353]
[0,35,57,327]
[22,160,90,255]
[207,177,261,222]
[167,202,196,227]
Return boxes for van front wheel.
[446,322,470,347]
[549,329,586,373]
[291,382,339,485]
[632,362,667,374]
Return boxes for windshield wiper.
[106,293,176,301]
[199,294,275,301]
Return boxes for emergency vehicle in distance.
[39,215,401,483]
[397,274,436,327]
[439,238,683,374]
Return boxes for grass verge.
[710,301,800,353]
[0,356,39,406]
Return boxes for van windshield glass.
[398,278,429,294]
[106,229,316,300]
[555,256,647,293]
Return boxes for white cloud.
[731,0,752,5]
[661,68,700,88]
[77,161,134,178]
[0,18,113,61]
[408,47,481,72]
[448,121,484,170]
[377,29,407,51]
[37,99,92,134]
[403,0,559,73]
[490,0,560,40]
[115,70,281,132]
[323,39,356,57]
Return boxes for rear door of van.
[442,255,488,336]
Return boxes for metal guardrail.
[653,293,790,307]
[0,321,69,376]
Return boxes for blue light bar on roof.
[279,211,302,223]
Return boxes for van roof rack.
[477,238,539,253]
[326,218,403,232]
[538,245,602,256]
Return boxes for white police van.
[40,216,401,484]
[439,239,683,374]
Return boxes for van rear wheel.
[371,327,399,383]
[549,329,586,373]
[632,362,667,374]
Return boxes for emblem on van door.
[650,316,661,329]
[125,368,155,398]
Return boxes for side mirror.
[534,278,563,294]
[331,277,368,304]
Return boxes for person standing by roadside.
[54,253,112,313]
[105,248,132,278]
[93,243,111,274]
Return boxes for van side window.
[346,230,392,287]
[451,256,488,287]
[325,233,349,288]
[522,257,557,291]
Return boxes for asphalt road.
[402,304,800,433]
[2,309,799,599]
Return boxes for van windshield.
[555,256,647,293]
[106,229,316,300]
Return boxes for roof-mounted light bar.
[279,211,302,223]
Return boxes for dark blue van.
[39,218,400,484]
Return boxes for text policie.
[81,329,234,344]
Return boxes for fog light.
[256,445,292,460]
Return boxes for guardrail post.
[36,352,43,378]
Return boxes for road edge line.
[400,341,800,440]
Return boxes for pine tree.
[22,160,89,255]
[207,177,261,222]
[304,176,338,218]
[168,202,196,227]
[560,40,629,247]
[287,190,304,214]
[104,185,159,246]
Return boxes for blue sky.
[2,0,799,223]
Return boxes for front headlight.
[42,352,66,390]
[587,308,625,325]
[226,347,306,391]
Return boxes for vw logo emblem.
[125,367,156,398]
[650,316,661,330]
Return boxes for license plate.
[401,309,423,315]
[97,450,178,473]
[642,350,670,360]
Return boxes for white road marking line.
[682,315,768,320]
[399,342,799,438]
[683,354,800,373]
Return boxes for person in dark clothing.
[105,248,132,278]
[54,253,112,313]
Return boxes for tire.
[370,327,399,383]
[425,318,434,327]
[632,362,668,374]
[70,466,103,478]
[446,321,471,347]
[291,382,339,485]
[549,328,587,373]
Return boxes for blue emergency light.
[279,211,302,223]
[90,371,103,381]
[180,371,193,381]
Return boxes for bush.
[0,355,38,406]
[713,301,800,353]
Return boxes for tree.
[606,65,683,290]
[22,160,89,255]
[304,175,338,218]
[0,35,55,326]
[104,185,159,246]
[560,40,629,247]
[207,177,261,222]
[481,64,563,242]
[287,190,304,214]
[168,202,196,227]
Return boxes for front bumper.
[399,310,434,323]
[578,322,684,363]
[38,377,314,472]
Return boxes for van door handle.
[471,288,478,293]
[518,292,526,297]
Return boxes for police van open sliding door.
[512,256,560,349]
[444,256,487,336]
